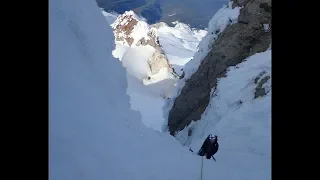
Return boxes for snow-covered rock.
[106,13,207,130]
[111,10,174,76]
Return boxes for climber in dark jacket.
[197,134,219,161]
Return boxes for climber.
[197,134,219,161]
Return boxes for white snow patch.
[193,29,208,42]
[157,21,207,71]
[126,73,167,131]
[121,45,155,80]
[263,24,270,32]
[112,43,129,60]
[143,68,178,98]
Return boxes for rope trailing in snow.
[200,156,204,180]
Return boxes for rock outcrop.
[168,0,271,135]
[148,50,172,75]
[112,13,138,46]
[111,11,174,76]
[254,75,271,99]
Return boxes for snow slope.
[49,1,203,179]
[126,73,167,131]
[157,22,207,75]
[49,0,199,179]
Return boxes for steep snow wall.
[49,0,202,179]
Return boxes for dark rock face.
[254,75,270,99]
[232,0,251,8]
[168,0,271,136]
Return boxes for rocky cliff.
[168,0,271,135]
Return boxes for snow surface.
[112,43,129,60]
[126,73,167,131]
[142,67,178,98]
[130,20,151,45]
[157,22,207,75]
[263,24,270,32]
[120,45,176,130]
[121,45,155,80]
[49,0,205,179]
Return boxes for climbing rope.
[200,156,204,180]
